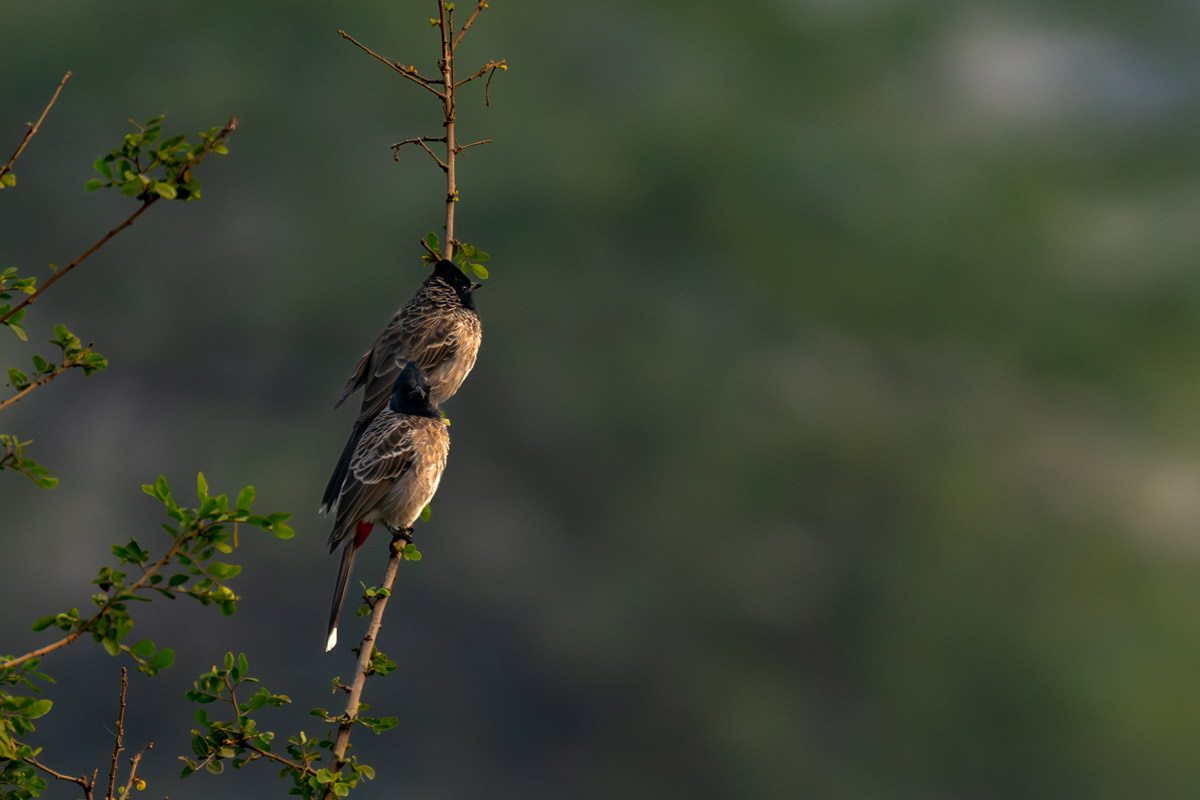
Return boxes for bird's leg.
[387,525,414,549]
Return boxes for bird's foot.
[388,526,414,548]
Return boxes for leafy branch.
[0,116,237,329]
[2,324,107,412]
[2,474,293,674]
[0,435,57,488]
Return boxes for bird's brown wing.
[327,412,418,550]
[352,306,464,425]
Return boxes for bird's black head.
[431,259,478,310]
[389,361,439,417]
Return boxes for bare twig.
[454,138,493,154]
[453,59,506,88]
[1,71,71,181]
[105,668,128,800]
[322,533,411,798]
[0,118,237,326]
[336,30,446,98]
[439,0,458,260]
[391,136,449,170]
[24,754,94,800]
[118,744,153,799]
[452,0,491,50]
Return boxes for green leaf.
[424,232,441,256]
[148,648,175,673]
[197,472,208,500]
[8,322,27,341]
[24,699,52,719]
[31,616,56,632]
[101,637,121,657]
[93,157,113,180]
[155,474,170,500]
[31,354,48,373]
[469,262,489,280]
[236,485,255,509]
[0,172,16,188]
[207,562,241,580]
[273,523,295,540]
[153,181,177,199]
[130,639,156,658]
[420,504,432,522]
[85,179,104,191]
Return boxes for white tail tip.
[325,628,338,652]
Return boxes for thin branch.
[322,533,411,798]
[337,30,446,98]
[118,744,152,799]
[452,0,490,51]
[453,59,506,88]
[391,136,449,170]
[453,139,492,154]
[0,361,80,413]
[1,71,71,180]
[420,237,439,259]
[241,741,315,775]
[24,754,94,800]
[440,0,458,260]
[105,667,128,800]
[0,199,155,325]
[0,118,236,326]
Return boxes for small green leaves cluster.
[0,173,15,190]
[0,658,53,798]
[182,653,377,798]
[0,267,37,342]
[6,324,107,394]
[182,652,291,777]
[0,436,56,489]
[25,473,293,676]
[85,115,230,202]
[422,232,490,279]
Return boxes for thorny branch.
[320,533,411,800]
[0,71,71,182]
[0,118,237,326]
[105,668,128,800]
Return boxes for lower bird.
[325,361,450,652]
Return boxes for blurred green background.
[4,0,1200,797]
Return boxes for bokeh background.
[4,1,1200,797]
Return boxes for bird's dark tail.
[319,425,365,516]
[326,541,359,652]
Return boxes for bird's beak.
[469,282,483,292]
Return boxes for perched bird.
[320,259,479,516]
[325,361,450,652]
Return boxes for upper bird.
[325,361,451,652]
[320,259,480,516]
